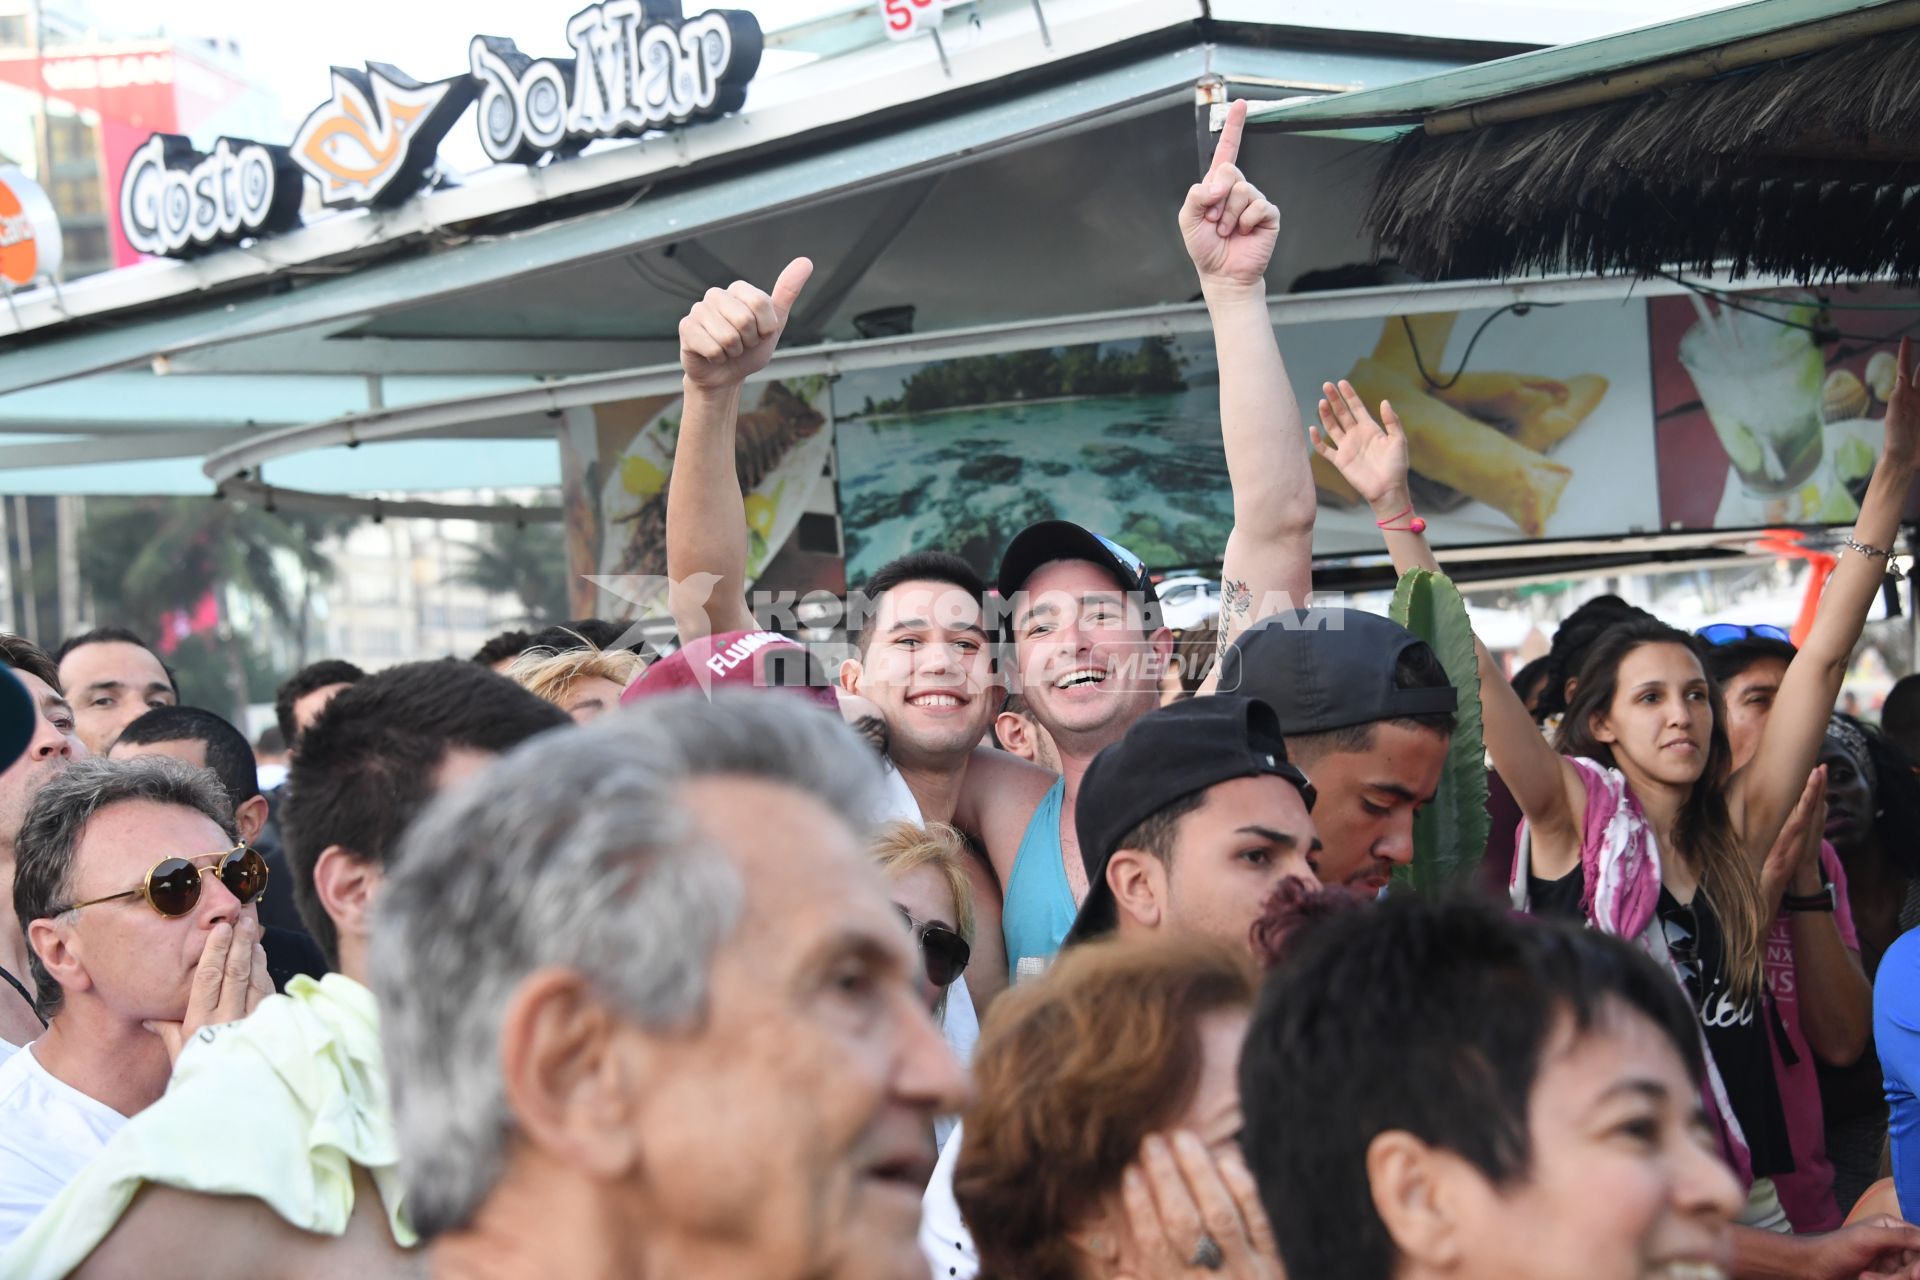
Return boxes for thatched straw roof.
[1365,27,1920,283]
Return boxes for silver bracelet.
[1843,535,1907,579]
[1843,535,1891,560]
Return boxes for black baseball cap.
[1214,608,1456,734]
[1063,695,1315,946]
[996,521,1160,619]
[0,664,34,774]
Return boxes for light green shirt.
[0,973,414,1279]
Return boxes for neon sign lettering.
[118,134,303,257]
[471,1,761,164]
[115,1,761,259]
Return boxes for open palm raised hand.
[1311,378,1412,514]
[1178,100,1279,293]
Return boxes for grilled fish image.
[613,381,825,578]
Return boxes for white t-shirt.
[921,1120,979,1280]
[0,1042,128,1249]
[876,764,923,826]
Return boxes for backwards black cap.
[1214,608,1455,735]
[1063,695,1314,946]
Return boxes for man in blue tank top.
[667,101,1325,1001]
[949,103,1322,984]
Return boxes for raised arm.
[1734,337,1920,857]
[1314,380,1588,877]
[1184,101,1315,691]
[665,258,814,642]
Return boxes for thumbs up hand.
[679,257,814,390]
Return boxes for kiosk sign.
[118,135,303,257]
[115,0,762,258]
[471,1,761,166]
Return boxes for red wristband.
[1375,506,1426,534]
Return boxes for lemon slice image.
[1816,485,1861,523]
[1721,423,1765,476]
[620,455,668,499]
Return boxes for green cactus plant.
[1388,567,1488,893]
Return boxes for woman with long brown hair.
[1315,340,1919,1246]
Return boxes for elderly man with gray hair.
[0,757,272,1247]
[375,691,968,1280]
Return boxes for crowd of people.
[2,99,1920,1278]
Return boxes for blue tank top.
[1001,777,1077,985]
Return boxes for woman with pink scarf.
[1317,338,1920,1280]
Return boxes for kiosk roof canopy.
[1241,0,1920,284]
[0,0,1742,500]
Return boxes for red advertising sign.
[0,167,59,286]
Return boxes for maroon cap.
[621,630,839,711]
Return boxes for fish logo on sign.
[290,63,478,208]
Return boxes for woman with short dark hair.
[953,936,1272,1280]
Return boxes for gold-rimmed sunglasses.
[49,844,269,919]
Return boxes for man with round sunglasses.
[3,659,571,1279]
[0,756,271,1247]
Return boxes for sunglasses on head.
[50,844,269,919]
[1661,902,1702,1006]
[1696,623,1791,647]
[896,905,970,988]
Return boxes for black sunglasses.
[50,844,269,919]
[896,905,970,988]
[1661,902,1702,1006]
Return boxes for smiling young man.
[665,261,1028,1011]
[664,102,1317,993]
[1213,608,1455,898]
[950,101,1318,982]
[950,522,1174,982]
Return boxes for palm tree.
[78,497,340,720]
[446,514,569,626]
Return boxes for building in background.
[0,0,281,278]
[316,491,554,673]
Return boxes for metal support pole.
[12,495,36,644]
[1029,0,1052,46]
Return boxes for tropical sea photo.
[833,335,1233,582]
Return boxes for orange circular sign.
[0,176,36,286]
